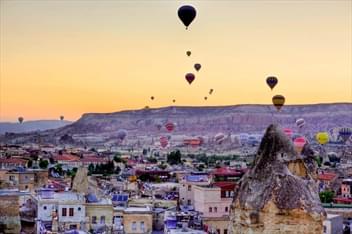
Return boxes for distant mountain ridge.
[1,103,351,144]
[0,120,72,134]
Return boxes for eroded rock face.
[71,167,88,194]
[231,124,325,234]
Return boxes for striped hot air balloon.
[165,122,175,132]
[215,133,226,144]
[296,118,305,129]
[339,127,352,143]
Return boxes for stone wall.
[0,195,21,234]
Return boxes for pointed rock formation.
[71,167,88,194]
[231,124,325,234]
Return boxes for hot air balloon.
[294,137,306,154]
[117,129,127,141]
[165,122,175,132]
[160,136,168,148]
[186,51,191,56]
[177,5,196,29]
[194,63,201,72]
[145,106,150,109]
[185,73,195,84]
[296,118,305,129]
[173,99,176,103]
[339,127,352,143]
[60,116,64,121]
[156,123,162,131]
[18,117,24,124]
[209,89,213,95]
[204,96,207,101]
[316,132,329,145]
[266,76,278,90]
[283,128,293,138]
[272,95,285,111]
[150,96,154,100]
[215,133,226,144]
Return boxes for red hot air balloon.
[283,128,293,138]
[194,63,201,72]
[185,73,195,84]
[165,122,175,132]
[294,137,306,154]
[178,5,197,29]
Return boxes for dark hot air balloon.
[272,95,285,111]
[150,96,154,100]
[186,51,191,56]
[173,99,176,103]
[18,117,24,124]
[194,63,201,72]
[209,89,213,95]
[204,96,207,100]
[117,129,127,141]
[185,73,195,84]
[60,116,64,121]
[266,76,278,90]
[178,5,196,29]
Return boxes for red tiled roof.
[318,173,337,181]
[333,197,352,203]
[0,158,27,164]
[53,154,80,162]
[212,167,242,176]
[81,157,107,163]
[213,181,237,189]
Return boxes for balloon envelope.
[209,89,213,95]
[215,133,225,144]
[266,76,278,90]
[316,132,329,145]
[60,116,64,121]
[160,136,168,148]
[178,5,196,29]
[186,51,191,56]
[296,118,305,128]
[194,63,201,72]
[150,96,154,100]
[18,117,24,124]
[294,137,306,154]
[165,122,175,132]
[272,95,285,111]
[283,128,293,138]
[117,129,127,141]
[204,96,207,100]
[185,73,195,84]
[339,127,352,142]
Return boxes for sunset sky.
[1,0,351,121]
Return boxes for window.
[69,208,74,216]
[9,175,15,181]
[92,216,97,224]
[78,207,81,211]
[100,216,105,224]
[217,229,220,234]
[225,207,228,212]
[187,199,191,205]
[25,185,28,189]
[43,206,47,210]
[224,229,228,234]
[132,222,137,231]
[214,207,217,213]
[140,221,145,232]
[188,185,191,191]
[62,208,67,216]
[225,191,229,197]
[209,207,212,213]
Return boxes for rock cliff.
[231,124,325,234]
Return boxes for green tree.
[147,157,157,164]
[88,163,95,175]
[54,164,63,175]
[167,150,182,165]
[113,155,123,163]
[39,159,49,169]
[319,191,334,203]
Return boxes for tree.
[39,159,49,169]
[88,163,95,175]
[319,191,334,203]
[54,164,63,175]
[27,160,33,168]
[167,150,182,165]
[49,157,55,164]
[113,155,123,163]
[147,157,157,163]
